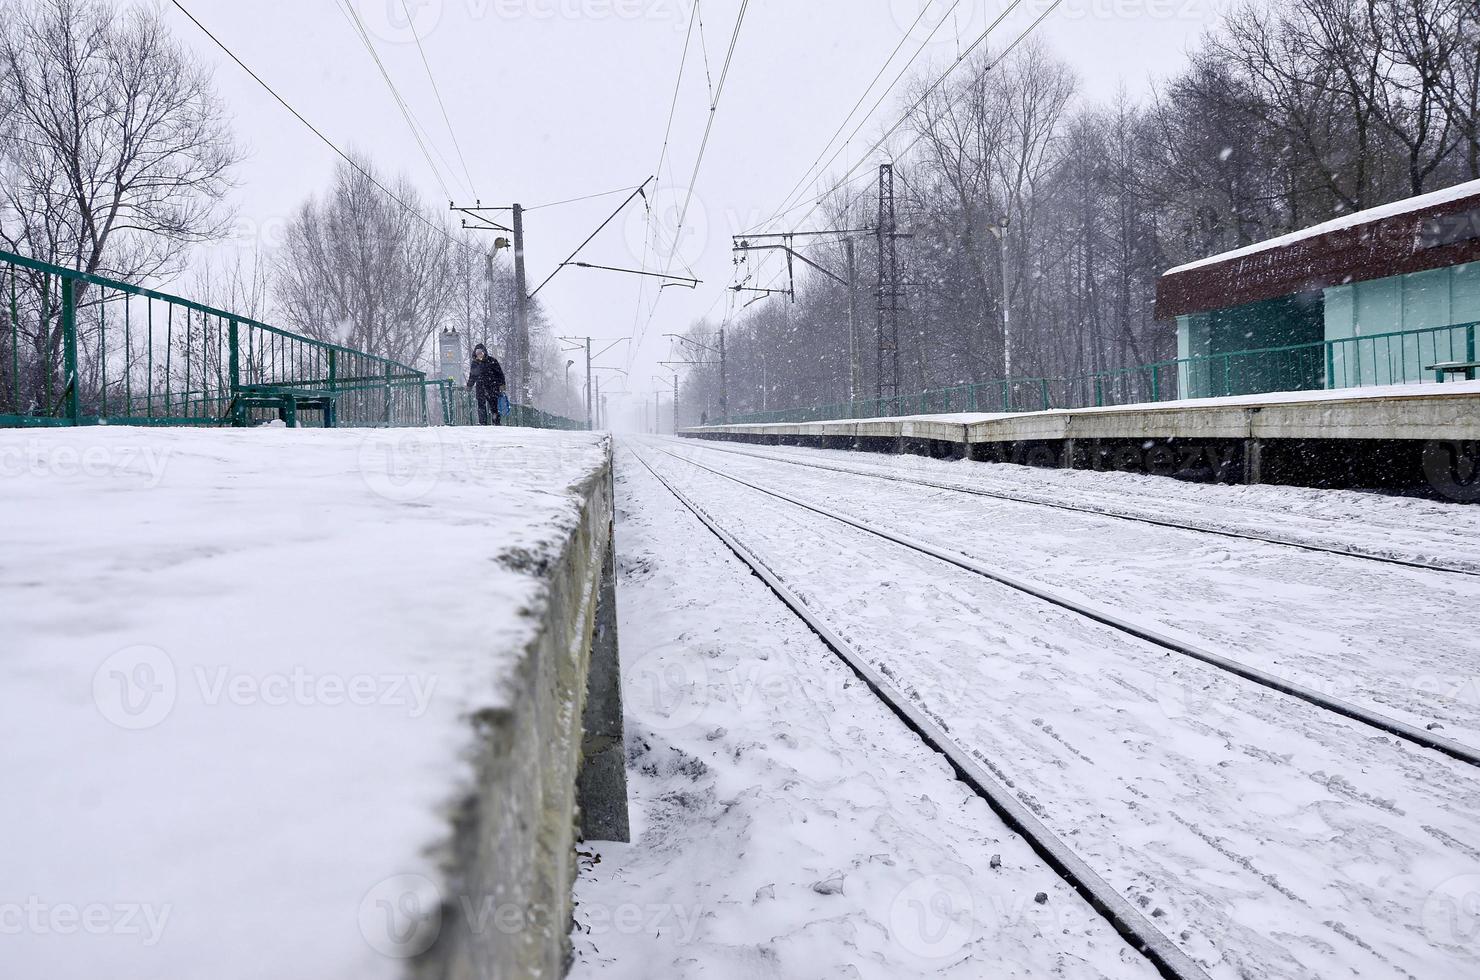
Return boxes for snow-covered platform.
[684,381,1480,490]
[0,425,622,980]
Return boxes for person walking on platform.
[469,344,506,426]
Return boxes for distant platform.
[681,381,1480,494]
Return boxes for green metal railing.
[724,321,1480,425]
[0,247,432,428]
[427,379,586,430]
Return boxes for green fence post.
[228,319,243,426]
[61,279,80,423]
[1039,378,1049,411]
[1151,363,1161,401]
[1468,322,1477,374]
[326,348,338,428]
[383,363,392,426]
[1325,340,1336,390]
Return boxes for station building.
[1155,179,1480,397]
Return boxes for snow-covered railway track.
[628,444,1213,980]
[674,437,1480,577]
[631,440,1480,978]
[648,443,1480,768]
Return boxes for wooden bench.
[1427,360,1480,382]
[235,385,339,427]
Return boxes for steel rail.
[628,444,1214,980]
[672,437,1480,578]
[649,443,1480,770]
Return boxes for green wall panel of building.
[1324,263,1480,387]
[1176,294,1323,398]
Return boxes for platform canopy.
[1156,179,1480,320]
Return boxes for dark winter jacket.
[469,355,505,393]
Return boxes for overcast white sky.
[172,0,1233,420]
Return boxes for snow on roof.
[1163,178,1480,277]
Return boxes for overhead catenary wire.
[753,0,967,238]
[168,0,483,259]
[398,0,478,198]
[635,0,752,371]
[751,0,1034,239]
[336,0,457,202]
[526,184,644,212]
[627,0,703,372]
[773,0,1063,234]
[664,0,751,276]
[731,0,1062,305]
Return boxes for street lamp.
[987,214,1011,379]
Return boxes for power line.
[726,0,1065,322]
[756,0,964,238]
[628,0,702,372]
[748,0,1004,236]
[335,0,456,202]
[168,0,478,257]
[664,0,751,275]
[695,0,717,105]
[526,184,642,212]
[399,0,478,198]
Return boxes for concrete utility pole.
[719,326,728,423]
[450,202,523,400]
[512,203,530,408]
[672,374,679,432]
[988,214,1012,379]
[585,337,593,430]
[845,237,860,403]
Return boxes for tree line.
[677,0,1480,423]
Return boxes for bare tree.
[0,0,239,412]
[274,157,458,368]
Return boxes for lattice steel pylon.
[875,163,904,403]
